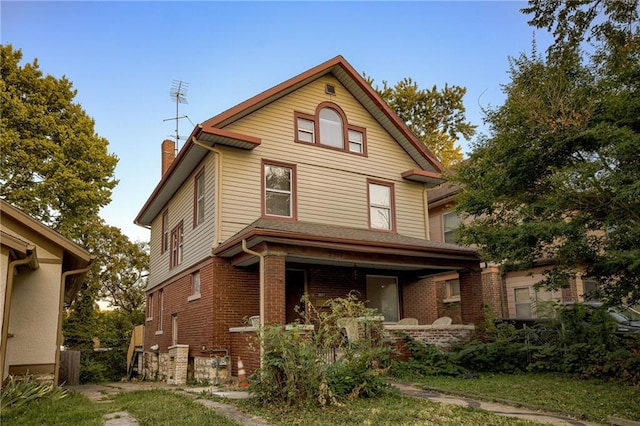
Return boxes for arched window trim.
[294,101,367,156]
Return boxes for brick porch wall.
[384,324,475,361]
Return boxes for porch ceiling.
[213,219,480,274]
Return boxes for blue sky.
[2,1,552,242]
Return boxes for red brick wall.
[230,331,259,377]
[304,265,366,311]
[402,277,438,324]
[264,255,286,325]
[460,268,485,324]
[481,268,505,318]
[145,257,260,359]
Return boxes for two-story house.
[426,182,598,321]
[135,56,483,384]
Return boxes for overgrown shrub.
[390,337,467,380]
[326,343,392,399]
[249,324,325,407]
[0,375,68,415]
[249,293,392,408]
[391,303,640,385]
[79,356,107,384]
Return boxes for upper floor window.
[348,129,364,154]
[368,180,395,231]
[319,107,343,148]
[297,117,314,143]
[263,161,296,219]
[192,271,201,295]
[443,211,461,244]
[194,169,205,227]
[294,102,366,155]
[161,210,169,253]
[170,222,183,268]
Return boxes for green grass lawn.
[234,393,540,426]
[3,374,637,425]
[413,373,640,423]
[2,389,236,426]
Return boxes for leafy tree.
[366,76,476,167]
[79,218,149,315]
[454,1,640,304]
[0,44,118,237]
[1,45,150,379]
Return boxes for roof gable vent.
[325,83,336,95]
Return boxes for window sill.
[443,297,461,304]
[155,330,163,336]
[187,293,201,302]
[146,317,153,322]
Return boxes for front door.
[286,269,306,323]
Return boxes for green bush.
[0,375,68,415]
[326,344,392,399]
[390,337,467,379]
[391,303,640,385]
[249,324,325,407]
[249,293,392,409]
[79,356,107,384]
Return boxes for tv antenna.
[163,80,189,152]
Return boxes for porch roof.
[213,219,480,273]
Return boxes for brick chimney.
[161,139,176,176]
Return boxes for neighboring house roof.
[135,55,444,226]
[1,200,93,303]
[213,218,479,268]
[427,182,462,208]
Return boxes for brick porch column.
[263,254,286,326]
[403,277,438,324]
[460,267,484,325]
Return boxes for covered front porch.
[215,219,484,330]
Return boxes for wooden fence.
[58,350,80,386]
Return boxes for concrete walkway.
[393,382,603,426]
[68,381,605,426]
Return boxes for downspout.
[1,249,37,382]
[191,136,223,249]
[54,262,93,386]
[241,240,264,367]
[423,186,430,240]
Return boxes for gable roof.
[135,55,444,226]
[1,200,93,302]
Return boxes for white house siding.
[220,75,428,240]
[148,154,217,289]
[7,262,61,369]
